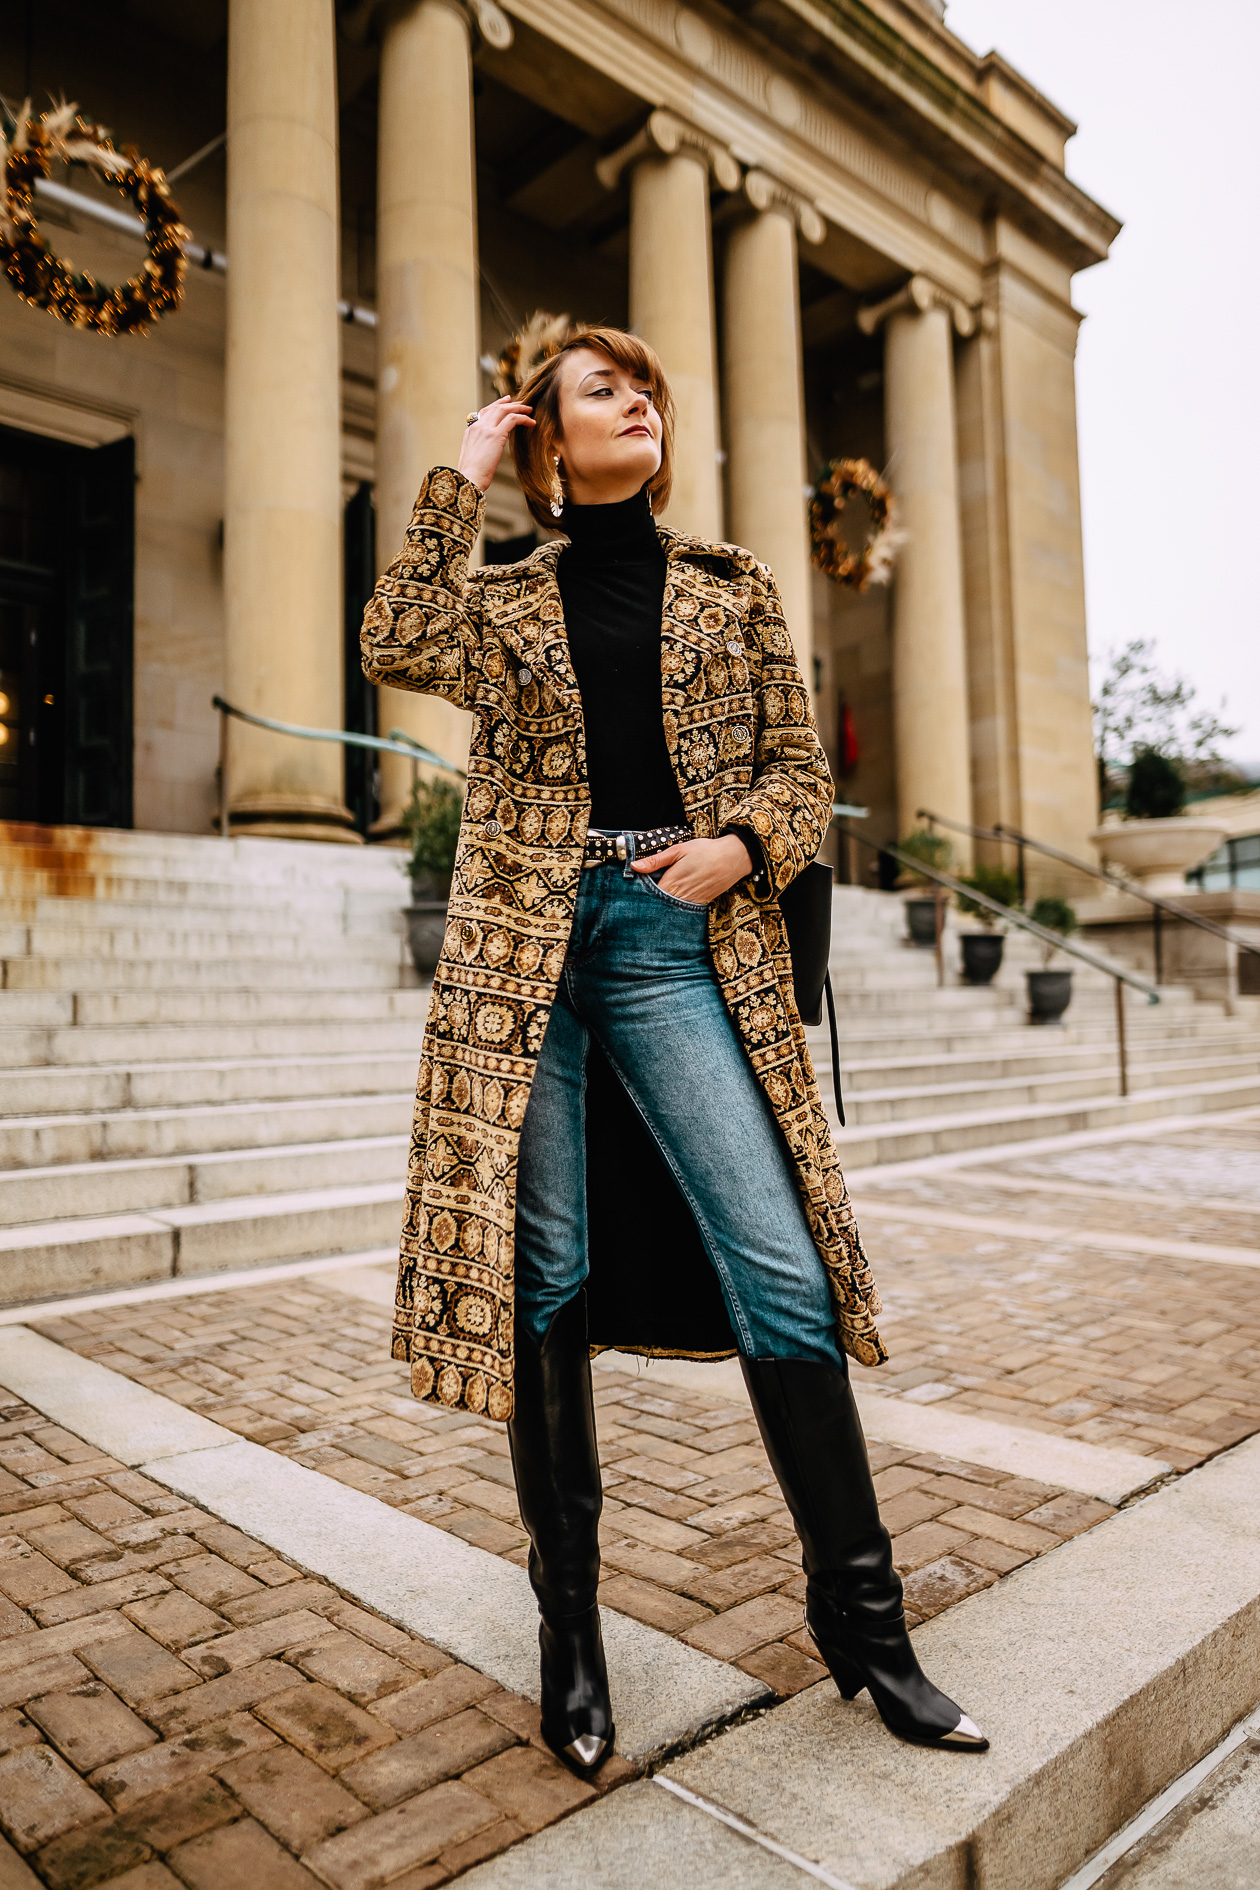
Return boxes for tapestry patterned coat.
[361,466,887,1421]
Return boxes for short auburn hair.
[511,325,675,530]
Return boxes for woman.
[361,325,987,1773]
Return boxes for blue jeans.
[514,853,845,1367]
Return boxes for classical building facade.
[0,0,1119,877]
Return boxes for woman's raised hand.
[457,396,535,493]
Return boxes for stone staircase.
[0,824,421,1303]
[808,885,1260,1165]
[3,826,1259,1306]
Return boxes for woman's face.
[552,347,662,505]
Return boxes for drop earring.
[550,457,565,520]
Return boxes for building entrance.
[0,426,135,828]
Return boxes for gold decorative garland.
[809,457,900,589]
[0,100,187,335]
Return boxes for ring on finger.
[465,411,480,427]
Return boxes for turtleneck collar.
[559,487,661,566]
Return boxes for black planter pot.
[405,902,449,976]
[960,932,1005,986]
[1026,968,1073,1025]
[905,898,939,947]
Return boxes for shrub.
[403,775,463,896]
[896,829,954,885]
[1029,894,1078,968]
[956,864,1021,928]
[1125,746,1186,820]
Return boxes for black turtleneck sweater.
[557,491,685,833]
[555,489,768,891]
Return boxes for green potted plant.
[955,864,1020,985]
[897,830,954,946]
[1026,895,1078,1023]
[402,775,463,975]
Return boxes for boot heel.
[808,1623,864,1701]
[825,1647,864,1701]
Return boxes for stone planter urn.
[1090,818,1228,896]
[960,933,1004,986]
[1026,968,1073,1024]
[405,871,451,977]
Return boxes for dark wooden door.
[0,427,135,829]
[0,430,66,824]
[63,436,135,828]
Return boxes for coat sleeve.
[360,466,486,709]
[726,561,835,900]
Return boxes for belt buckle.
[615,835,627,862]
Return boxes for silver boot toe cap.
[567,1733,608,1768]
[940,1712,988,1748]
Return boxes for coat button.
[483,818,502,837]
[460,921,475,941]
[518,667,532,685]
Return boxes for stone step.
[0,986,432,1029]
[838,1048,1260,1124]
[817,1002,1238,1051]
[0,1133,409,1222]
[828,1069,1260,1167]
[819,1034,1260,1092]
[17,894,407,933]
[0,1015,428,1068]
[0,822,410,882]
[0,1088,413,1167]
[0,1049,420,1117]
[15,920,407,960]
[0,1179,405,1302]
[2,953,411,992]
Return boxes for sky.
[945,0,1260,769]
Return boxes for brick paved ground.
[0,1393,633,1888]
[36,1286,1109,1703]
[851,1122,1260,1473]
[13,1113,1260,1881]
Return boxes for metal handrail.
[838,825,1160,1101]
[916,806,1260,985]
[212,695,464,840]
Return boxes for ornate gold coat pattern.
[361,466,887,1421]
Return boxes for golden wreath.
[0,100,188,335]
[808,457,900,589]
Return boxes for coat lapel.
[480,541,583,721]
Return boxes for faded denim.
[514,856,845,1367]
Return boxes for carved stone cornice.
[741,169,826,245]
[856,272,990,339]
[596,108,741,194]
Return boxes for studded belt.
[583,824,691,868]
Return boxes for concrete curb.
[455,1432,1260,1889]
[665,1429,1260,1890]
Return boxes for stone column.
[223,0,354,841]
[372,0,510,833]
[723,171,825,683]
[598,112,739,540]
[859,275,975,862]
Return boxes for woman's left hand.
[633,834,752,904]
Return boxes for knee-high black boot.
[507,1289,614,1777]
[741,1356,988,1751]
